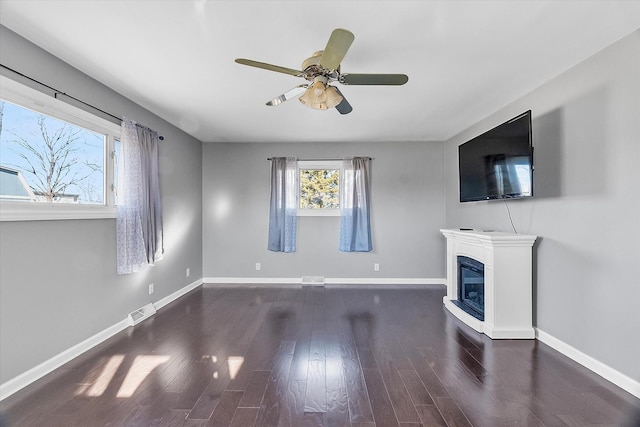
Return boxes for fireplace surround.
[441,229,537,339]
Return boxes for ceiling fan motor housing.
[302,51,340,81]
[302,51,324,70]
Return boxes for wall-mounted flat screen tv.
[458,110,533,202]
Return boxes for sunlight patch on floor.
[76,355,125,397]
[116,355,170,398]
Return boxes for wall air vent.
[127,303,157,326]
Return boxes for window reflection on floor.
[227,356,244,380]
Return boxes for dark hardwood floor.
[1,286,639,426]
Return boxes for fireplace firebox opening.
[454,256,485,321]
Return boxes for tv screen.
[458,110,533,202]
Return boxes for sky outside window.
[0,100,106,204]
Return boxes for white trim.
[536,328,640,399]
[203,277,302,286]
[297,208,340,217]
[0,202,116,221]
[204,282,303,289]
[154,278,203,310]
[0,278,204,401]
[484,325,535,339]
[0,75,121,135]
[298,160,342,170]
[204,277,445,287]
[326,277,444,286]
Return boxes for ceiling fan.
[235,28,408,114]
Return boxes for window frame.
[0,76,120,222]
[297,160,342,217]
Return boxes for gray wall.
[444,30,640,380]
[202,141,446,280]
[0,26,203,383]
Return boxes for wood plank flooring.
[1,286,639,426]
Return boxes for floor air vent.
[302,276,325,286]
[128,303,157,326]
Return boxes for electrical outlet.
[186,267,191,277]
[374,263,380,272]
[255,262,261,271]
[148,283,154,295]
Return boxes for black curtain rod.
[1,64,164,140]
[267,157,372,161]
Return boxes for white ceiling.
[1,1,639,143]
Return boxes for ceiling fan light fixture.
[324,85,343,109]
[299,80,328,110]
[299,78,343,111]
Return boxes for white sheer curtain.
[268,157,297,252]
[339,157,372,252]
[116,118,163,274]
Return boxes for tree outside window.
[296,160,342,216]
[0,99,105,204]
[299,168,339,209]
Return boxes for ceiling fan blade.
[318,29,355,71]
[333,87,352,115]
[340,73,409,85]
[235,58,302,77]
[266,85,307,106]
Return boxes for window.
[0,76,120,221]
[297,160,342,216]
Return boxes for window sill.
[0,202,116,222]
[297,209,340,217]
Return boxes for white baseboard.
[0,278,204,402]
[154,278,203,310]
[327,278,445,286]
[203,277,301,286]
[203,277,445,287]
[536,328,640,399]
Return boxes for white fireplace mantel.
[441,229,537,339]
